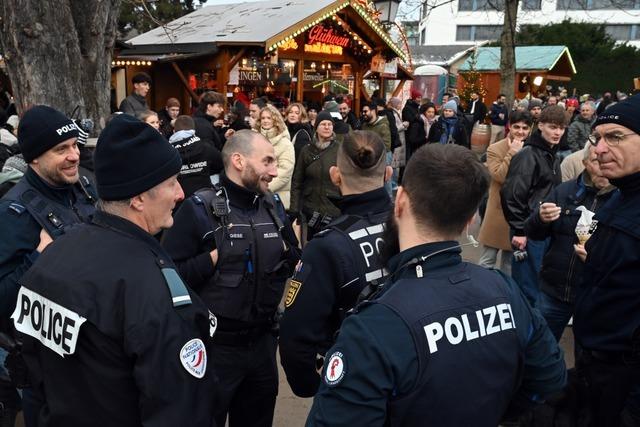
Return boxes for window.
[421,27,427,44]
[605,24,640,40]
[456,25,502,41]
[458,0,505,11]
[557,0,639,9]
[522,0,542,9]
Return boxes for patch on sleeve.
[324,351,346,386]
[11,287,86,357]
[284,280,302,308]
[180,338,207,379]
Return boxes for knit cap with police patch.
[593,93,640,136]
[18,105,80,162]
[94,113,182,200]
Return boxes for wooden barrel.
[471,124,491,155]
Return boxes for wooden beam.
[391,79,407,98]
[228,47,247,70]
[296,59,304,102]
[171,62,199,103]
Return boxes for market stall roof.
[126,0,407,61]
[458,45,576,75]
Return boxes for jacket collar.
[387,241,462,279]
[332,187,391,216]
[526,129,558,154]
[24,167,77,206]
[220,173,262,210]
[610,171,640,195]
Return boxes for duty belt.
[585,349,640,366]
[213,324,272,347]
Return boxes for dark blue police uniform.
[14,211,217,426]
[574,171,640,425]
[279,187,391,397]
[162,174,300,427]
[0,168,96,318]
[306,241,567,427]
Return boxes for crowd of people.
[0,69,639,427]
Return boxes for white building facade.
[418,0,640,47]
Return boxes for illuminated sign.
[304,43,343,55]
[280,39,299,51]
[307,25,350,47]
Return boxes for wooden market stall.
[113,0,409,114]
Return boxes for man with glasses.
[573,94,640,426]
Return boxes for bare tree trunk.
[0,0,121,133]
[499,0,518,108]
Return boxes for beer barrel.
[471,124,491,156]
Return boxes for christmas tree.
[459,51,487,108]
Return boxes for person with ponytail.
[280,130,393,398]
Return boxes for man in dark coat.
[118,72,151,116]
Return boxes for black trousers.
[212,333,278,427]
[581,353,640,427]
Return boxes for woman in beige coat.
[255,104,295,209]
[478,110,532,273]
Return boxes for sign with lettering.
[307,25,350,47]
[304,43,343,55]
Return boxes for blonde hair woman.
[284,102,313,160]
[254,104,295,209]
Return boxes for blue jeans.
[510,236,546,306]
[536,292,573,341]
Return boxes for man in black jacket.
[501,105,566,305]
[118,72,151,116]
[573,94,640,426]
[524,144,614,341]
[279,131,392,397]
[193,91,233,151]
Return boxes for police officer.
[162,129,300,427]
[306,144,567,426]
[12,114,217,426]
[280,130,392,397]
[573,94,640,426]
[0,105,96,427]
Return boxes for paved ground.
[273,217,576,426]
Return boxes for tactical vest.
[324,211,390,314]
[374,260,523,427]
[193,187,287,324]
[4,175,97,238]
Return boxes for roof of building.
[458,45,577,73]
[126,0,406,60]
[410,44,477,66]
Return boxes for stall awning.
[458,46,576,75]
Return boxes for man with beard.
[338,100,360,130]
[162,130,300,427]
[306,144,566,426]
[573,94,640,426]
[489,93,509,145]
[501,105,566,305]
[0,105,96,426]
[279,131,392,397]
[12,113,217,426]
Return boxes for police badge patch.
[180,338,207,379]
[324,351,346,386]
[285,280,302,308]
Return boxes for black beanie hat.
[95,114,182,200]
[18,105,79,162]
[315,111,334,133]
[593,93,640,136]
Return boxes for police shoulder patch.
[324,351,346,386]
[284,279,302,308]
[180,338,207,379]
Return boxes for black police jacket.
[306,242,567,426]
[524,173,615,304]
[501,130,561,236]
[0,168,96,318]
[14,211,217,426]
[279,187,391,397]
[162,174,300,331]
[170,131,223,198]
[575,171,640,353]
